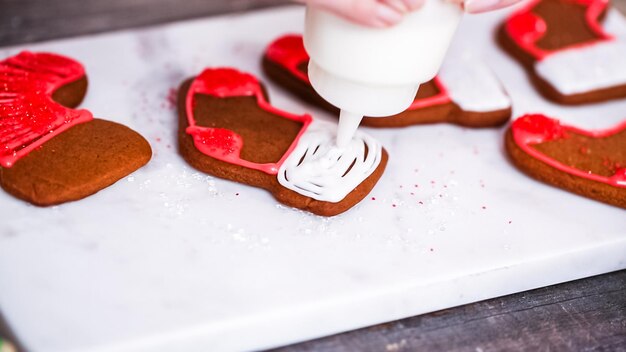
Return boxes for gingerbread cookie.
[505,114,626,208]
[499,0,626,104]
[178,68,388,216]
[0,52,152,206]
[262,34,512,128]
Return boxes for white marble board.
[0,4,625,352]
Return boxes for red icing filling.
[266,34,310,83]
[511,114,567,143]
[0,52,93,168]
[185,68,312,175]
[512,114,626,188]
[504,0,613,60]
[265,35,452,110]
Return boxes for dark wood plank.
[0,0,290,46]
[272,270,626,352]
[1,1,625,351]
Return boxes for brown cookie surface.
[498,0,626,104]
[505,114,626,209]
[0,51,152,206]
[1,118,152,206]
[263,34,511,128]
[178,70,388,217]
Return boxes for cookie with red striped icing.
[262,34,511,128]
[0,52,152,206]
[505,114,626,208]
[499,0,626,104]
[178,68,388,216]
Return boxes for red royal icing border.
[185,68,313,175]
[266,34,310,83]
[409,77,453,110]
[504,0,613,60]
[512,114,626,187]
[0,51,93,168]
[265,34,452,111]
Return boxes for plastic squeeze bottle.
[304,0,463,147]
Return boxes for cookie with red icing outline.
[178,68,388,216]
[0,52,152,206]
[505,114,626,208]
[262,34,512,128]
[498,0,626,104]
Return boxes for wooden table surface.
[1,1,625,351]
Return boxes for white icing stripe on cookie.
[438,54,511,112]
[277,120,382,203]
[534,39,626,95]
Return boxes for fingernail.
[375,5,404,25]
[369,18,390,27]
[464,0,506,13]
[387,0,410,12]
[405,0,426,10]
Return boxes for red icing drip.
[265,34,452,110]
[504,0,613,60]
[185,68,312,175]
[611,168,626,186]
[0,51,93,168]
[512,114,626,188]
[266,34,310,83]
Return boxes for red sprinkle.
[165,88,177,109]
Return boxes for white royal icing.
[277,120,383,203]
[535,40,626,95]
[534,10,626,95]
[438,53,512,112]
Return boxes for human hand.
[461,0,523,13]
[295,0,523,27]
[294,0,425,28]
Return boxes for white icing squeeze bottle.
[304,0,463,147]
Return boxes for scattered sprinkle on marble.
[165,88,177,110]
[386,339,407,351]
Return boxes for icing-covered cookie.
[506,114,626,208]
[0,52,152,206]
[263,34,512,128]
[178,68,388,216]
[499,0,626,104]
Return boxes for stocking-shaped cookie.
[178,68,388,216]
[0,52,152,206]
[263,34,511,128]
[500,0,626,104]
[506,114,626,208]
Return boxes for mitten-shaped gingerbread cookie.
[0,52,152,206]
